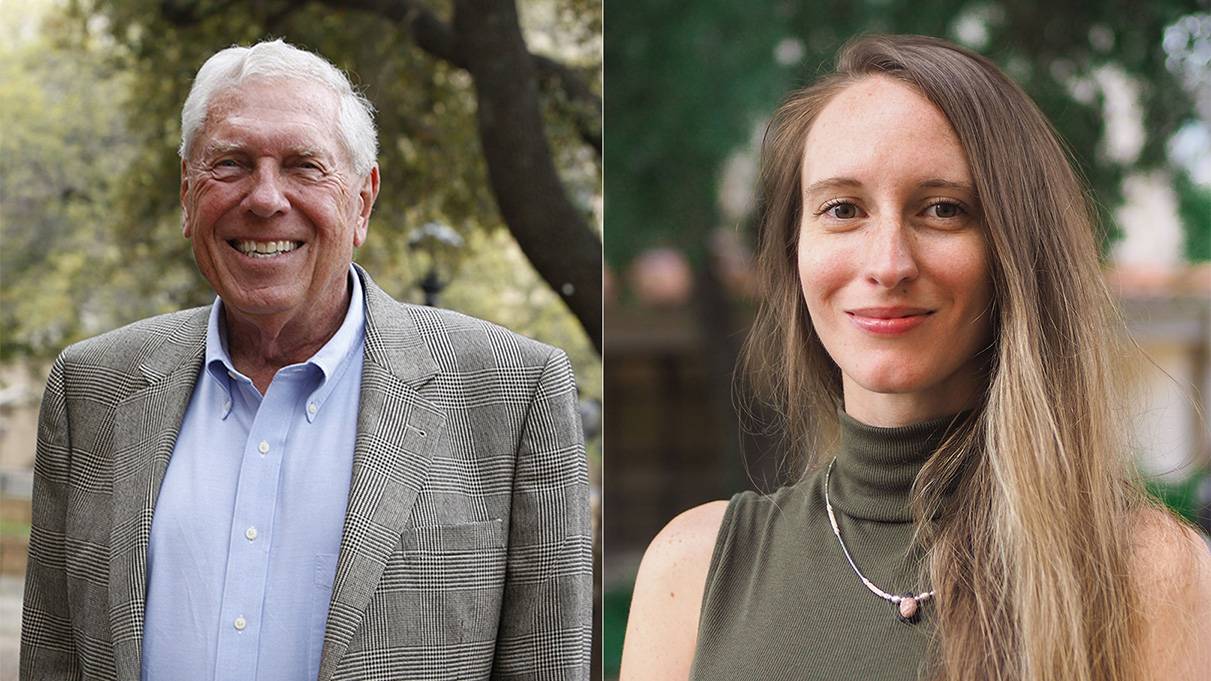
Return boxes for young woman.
[620,34,1211,681]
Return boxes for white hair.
[179,39,378,176]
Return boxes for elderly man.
[21,40,592,681]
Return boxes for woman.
[620,34,1210,681]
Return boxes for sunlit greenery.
[605,0,1211,269]
[0,0,601,405]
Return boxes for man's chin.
[218,289,302,321]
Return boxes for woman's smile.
[845,308,935,335]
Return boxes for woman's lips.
[846,308,933,335]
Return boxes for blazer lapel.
[108,311,207,681]
[318,267,446,681]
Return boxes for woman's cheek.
[799,241,853,305]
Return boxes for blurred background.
[603,1,1210,678]
[0,0,601,678]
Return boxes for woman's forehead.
[801,75,973,188]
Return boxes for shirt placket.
[213,371,303,680]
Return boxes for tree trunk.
[452,0,602,352]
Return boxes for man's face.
[181,77,378,322]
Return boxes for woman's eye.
[822,202,859,219]
[928,201,964,218]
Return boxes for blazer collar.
[355,263,440,389]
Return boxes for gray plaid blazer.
[21,265,592,681]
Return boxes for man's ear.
[352,164,381,248]
[180,159,192,238]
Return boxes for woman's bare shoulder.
[646,500,731,572]
[1132,507,1211,584]
[1131,507,1211,679]
[619,500,731,681]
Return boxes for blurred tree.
[1176,170,1211,261]
[1,0,601,357]
[607,0,1208,270]
[604,0,1210,496]
[0,5,155,358]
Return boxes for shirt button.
[307,402,318,415]
[233,616,247,631]
[223,399,232,411]
[258,440,270,454]
[244,527,257,541]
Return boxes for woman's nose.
[864,219,919,289]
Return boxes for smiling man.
[21,40,592,681]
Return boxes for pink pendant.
[898,596,919,619]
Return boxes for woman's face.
[797,76,994,426]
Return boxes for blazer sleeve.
[492,348,593,680]
[20,356,84,680]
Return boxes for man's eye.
[215,159,241,168]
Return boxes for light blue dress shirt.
[143,268,365,681]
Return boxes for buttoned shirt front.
[142,268,365,681]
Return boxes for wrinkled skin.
[180,77,379,389]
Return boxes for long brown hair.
[742,34,1151,681]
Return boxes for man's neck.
[223,279,351,394]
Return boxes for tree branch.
[320,0,601,154]
[452,0,602,352]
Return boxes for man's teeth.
[232,240,301,257]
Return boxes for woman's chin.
[845,366,930,396]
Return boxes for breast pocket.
[375,519,508,646]
[307,553,339,681]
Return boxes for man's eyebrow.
[201,140,244,157]
[286,144,324,158]
[199,141,327,159]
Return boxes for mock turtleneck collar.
[828,409,971,523]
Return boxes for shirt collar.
[203,265,366,421]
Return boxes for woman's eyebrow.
[803,177,978,199]
[919,178,976,193]
[803,177,863,196]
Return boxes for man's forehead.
[206,77,340,123]
[200,136,326,158]
[194,78,346,161]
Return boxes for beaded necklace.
[824,458,934,624]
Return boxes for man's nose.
[864,218,919,289]
[244,163,290,218]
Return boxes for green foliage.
[605,0,1207,268]
[604,0,787,266]
[0,11,158,357]
[1,0,602,392]
[602,582,633,677]
[1175,170,1211,262]
[1144,468,1208,524]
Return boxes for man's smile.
[227,239,304,258]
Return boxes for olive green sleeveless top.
[689,410,968,681]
